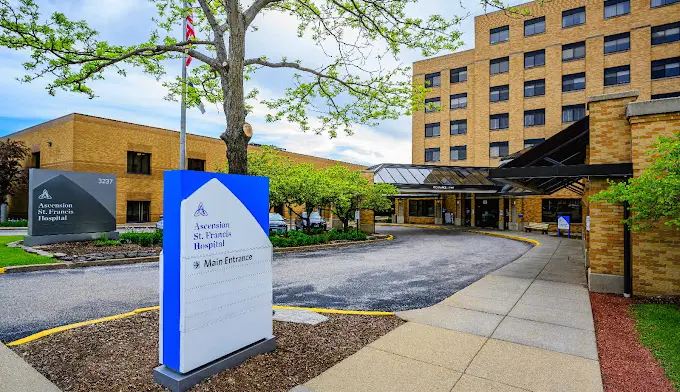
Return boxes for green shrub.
[94,239,122,246]
[120,231,162,247]
[269,227,366,247]
[0,219,28,227]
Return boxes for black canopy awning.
[368,163,535,195]
[489,116,633,195]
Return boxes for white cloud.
[1,0,520,165]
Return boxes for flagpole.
[179,1,188,170]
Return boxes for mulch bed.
[12,311,404,392]
[590,293,676,392]
[38,241,162,256]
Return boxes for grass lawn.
[633,303,680,390]
[0,236,57,268]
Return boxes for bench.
[524,222,549,234]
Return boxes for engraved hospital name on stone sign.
[26,169,116,243]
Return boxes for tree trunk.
[0,203,7,223]
[220,15,250,175]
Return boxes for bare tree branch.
[244,0,283,26]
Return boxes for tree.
[324,165,396,230]
[0,0,484,174]
[591,132,680,231]
[243,146,292,209]
[0,139,29,222]
[284,162,327,232]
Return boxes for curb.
[0,256,159,274]
[273,236,389,253]
[0,227,27,230]
[6,305,393,346]
[273,305,394,316]
[375,223,540,246]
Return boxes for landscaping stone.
[273,309,329,325]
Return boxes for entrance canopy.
[489,116,633,195]
[369,163,533,195]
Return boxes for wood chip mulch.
[39,241,162,256]
[590,293,676,392]
[12,311,404,392]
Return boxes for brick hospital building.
[385,0,679,231]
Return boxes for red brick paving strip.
[590,293,675,392]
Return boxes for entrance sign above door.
[154,171,275,392]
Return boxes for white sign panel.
[586,216,590,231]
[557,215,571,231]
[160,172,273,374]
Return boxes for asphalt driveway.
[273,226,532,311]
[0,226,531,342]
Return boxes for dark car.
[269,213,288,234]
[295,211,327,231]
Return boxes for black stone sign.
[25,169,117,246]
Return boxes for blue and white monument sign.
[557,215,571,238]
[154,171,275,392]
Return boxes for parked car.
[269,213,288,234]
[295,211,327,231]
[156,215,164,231]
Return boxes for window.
[490,57,509,75]
[652,22,680,45]
[425,148,440,162]
[490,26,509,44]
[450,67,467,83]
[490,142,509,158]
[188,158,205,171]
[604,32,630,54]
[652,0,679,7]
[604,0,629,18]
[450,120,467,135]
[562,104,586,123]
[425,123,440,137]
[425,97,440,113]
[524,109,546,127]
[563,72,586,92]
[409,199,435,217]
[127,201,151,223]
[652,92,680,99]
[490,85,510,102]
[563,7,585,28]
[31,152,40,168]
[524,138,545,148]
[450,93,467,109]
[490,113,509,130]
[651,57,680,79]
[562,41,585,61]
[450,146,467,161]
[127,151,151,175]
[542,199,582,223]
[524,49,545,68]
[524,79,546,97]
[425,72,441,87]
[525,16,545,36]
[604,65,630,86]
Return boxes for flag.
[188,82,206,114]
[185,13,196,66]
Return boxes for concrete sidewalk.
[295,234,603,392]
[0,343,61,392]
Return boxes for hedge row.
[0,219,28,227]
[270,228,367,248]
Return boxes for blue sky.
[0,0,502,165]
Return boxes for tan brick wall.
[7,114,365,224]
[628,111,680,295]
[588,95,638,164]
[413,0,680,169]
[587,178,625,275]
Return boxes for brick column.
[585,91,638,294]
